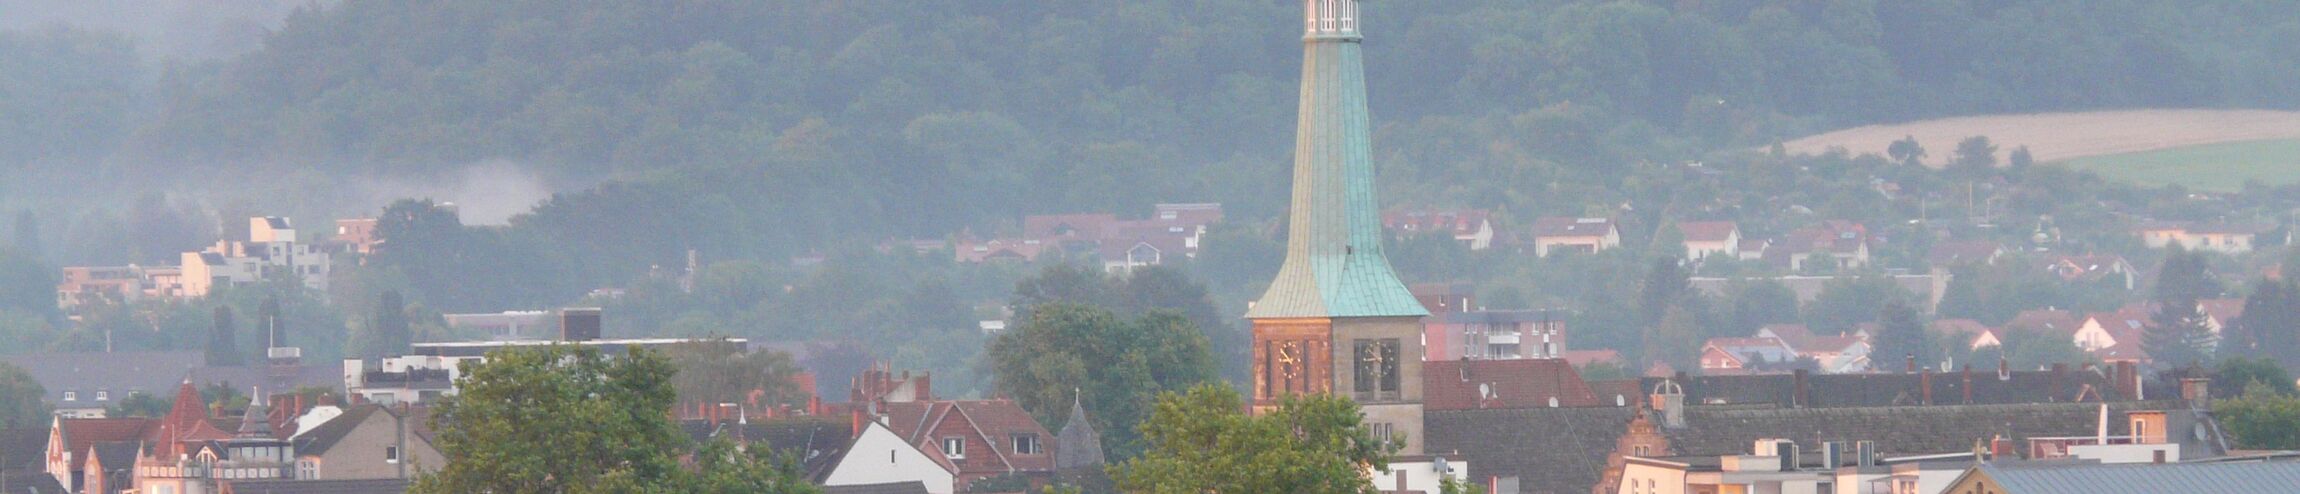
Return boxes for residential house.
[331,218,380,256]
[2136,221,2282,254]
[1676,221,1741,261]
[1423,359,1602,411]
[1385,210,1499,250]
[1688,273,1951,314]
[1930,319,2002,351]
[2003,309,2082,338]
[2074,308,2152,354]
[1410,282,1478,315]
[877,400,1052,491]
[288,405,441,481]
[1766,221,1871,272]
[953,237,1053,263]
[1944,461,2300,494]
[1529,217,1621,257]
[815,420,957,494]
[1371,455,1473,494]
[1749,325,1872,374]
[1423,310,1569,361]
[1698,338,1798,373]
[182,217,333,297]
[3,351,204,418]
[1616,441,1982,494]
[2039,254,2138,291]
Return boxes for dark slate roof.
[0,428,45,471]
[1055,398,1103,469]
[1425,407,1636,494]
[1660,402,2173,458]
[680,416,854,476]
[822,481,933,494]
[1640,369,2131,408]
[1972,461,2300,493]
[0,351,204,403]
[0,470,68,493]
[224,478,410,494]
[92,441,141,473]
[1424,359,1601,410]
[293,405,385,455]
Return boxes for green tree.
[413,345,689,493]
[1886,135,1926,167]
[1872,299,1931,369]
[2152,246,2220,303]
[2145,299,2216,370]
[1725,279,1801,334]
[662,340,808,409]
[988,303,1216,462]
[106,391,170,418]
[682,437,822,494]
[1951,135,1998,174]
[1636,256,1690,329]
[1805,277,1911,334]
[1934,266,1987,321]
[0,361,48,428]
[2215,358,2298,397]
[1645,305,1702,371]
[2007,145,2034,170]
[2215,382,2300,450]
[207,306,244,366]
[2225,278,2300,367]
[1109,384,1391,494]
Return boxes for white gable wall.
[822,421,956,494]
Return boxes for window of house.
[96,391,108,401]
[298,460,318,480]
[1370,422,1394,446]
[1012,434,1042,455]
[385,446,400,464]
[1633,445,1649,456]
[63,391,76,401]
[941,437,966,460]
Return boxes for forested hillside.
[7,1,2297,250]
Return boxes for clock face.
[1275,341,1303,380]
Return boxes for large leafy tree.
[661,340,808,409]
[0,361,48,429]
[1110,384,1393,494]
[2216,382,2300,450]
[1871,299,1931,370]
[988,302,1216,462]
[413,345,691,493]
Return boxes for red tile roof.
[1423,359,1601,411]
[879,400,1054,475]
[1529,217,1616,238]
[1677,221,1739,243]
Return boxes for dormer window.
[96,391,108,401]
[1012,434,1042,455]
[941,437,966,460]
[63,391,76,401]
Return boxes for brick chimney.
[1792,369,1810,408]
[2113,361,2140,401]
[1920,369,1934,406]
[2181,378,2212,409]
[1962,365,1974,404]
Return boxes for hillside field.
[1779,109,2300,166]
[2059,139,2300,192]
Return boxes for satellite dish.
[2194,423,2210,441]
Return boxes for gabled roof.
[292,405,383,456]
[1529,217,1616,238]
[56,418,151,472]
[1755,324,1815,348]
[1677,221,1739,243]
[680,415,854,476]
[2005,309,2082,335]
[1701,337,1796,364]
[90,440,141,473]
[1927,240,2003,266]
[0,351,204,404]
[2196,298,2245,324]
[1968,461,2300,493]
[1383,210,1492,236]
[1423,359,1601,411]
[881,400,1055,473]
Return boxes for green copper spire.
[1248,0,1426,319]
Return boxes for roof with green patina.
[1248,3,1422,320]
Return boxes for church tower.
[1248,0,1429,454]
